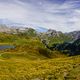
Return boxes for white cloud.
[0,0,80,32]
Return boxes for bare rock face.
[46,29,62,37]
[66,31,80,40]
[0,25,11,32]
[0,25,36,34]
[0,24,17,33]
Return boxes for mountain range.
[0,24,80,41]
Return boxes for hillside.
[39,29,73,47]
[0,26,80,80]
[0,0,80,79]
[66,31,80,40]
[47,38,80,56]
[0,55,80,80]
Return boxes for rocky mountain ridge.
[0,25,80,40]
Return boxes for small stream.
[0,45,15,50]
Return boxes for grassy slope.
[0,56,80,80]
[0,33,46,59]
[0,33,79,80]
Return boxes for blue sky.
[0,0,80,32]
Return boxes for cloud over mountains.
[0,0,80,32]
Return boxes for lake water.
[0,45,15,50]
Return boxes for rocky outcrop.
[0,25,18,34]
[45,29,62,37]
[0,25,36,34]
[65,31,80,40]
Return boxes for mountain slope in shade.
[51,38,80,56]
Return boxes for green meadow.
[0,33,80,80]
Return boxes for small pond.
[0,45,15,50]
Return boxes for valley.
[0,25,80,80]
[0,0,80,79]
